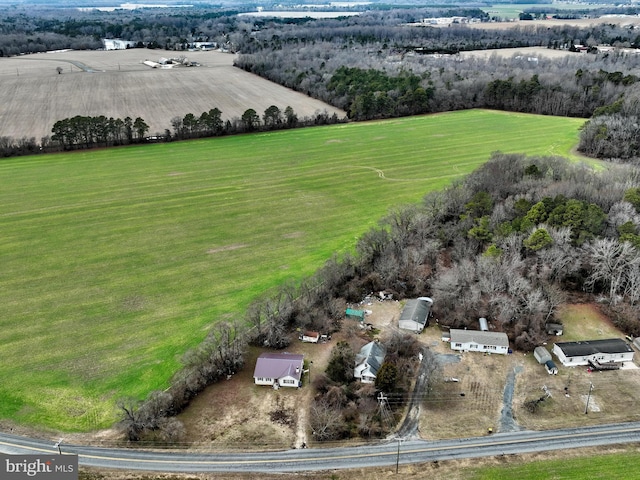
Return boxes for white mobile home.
[449,329,509,355]
[552,339,634,367]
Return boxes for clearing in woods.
[0,49,345,141]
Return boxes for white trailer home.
[552,339,634,367]
[448,329,509,355]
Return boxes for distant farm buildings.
[552,339,634,368]
[191,42,217,50]
[103,38,137,50]
[446,329,510,355]
[398,297,433,333]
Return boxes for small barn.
[552,339,634,367]
[253,352,304,388]
[299,331,320,343]
[354,341,386,383]
[449,329,509,355]
[545,360,558,375]
[546,323,564,336]
[398,297,433,333]
[345,308,365,322]
[534,346,552,364]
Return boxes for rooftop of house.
[253,352,304,380]
[449,329,510,347]
[355,341,386,374]
[554,338,633,357]
[399,297,432,326]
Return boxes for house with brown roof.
[253,352,304,388]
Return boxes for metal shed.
[345,308,365,322]
[398,297,433,333]
[479,317,489,331]
[534,346,552,364]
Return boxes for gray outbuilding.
[398,297,433,333]
[534,346,552,364]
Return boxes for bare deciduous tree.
[310,398,345,441]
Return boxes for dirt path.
[499,363,523,433]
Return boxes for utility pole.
[584,382,594,414]
[377,392,393,428]
[395,437,402,474]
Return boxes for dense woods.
[234,16,640,121]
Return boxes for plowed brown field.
[0,49,345,140]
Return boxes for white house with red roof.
[253,352,304,388]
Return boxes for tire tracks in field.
[15,57,102,73]
[350,165,465,182]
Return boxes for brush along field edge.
[0,110,585,431]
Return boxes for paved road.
[2,422,640,473]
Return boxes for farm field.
[482,3,605,20]
[474,13,640,29]
[0,110,586,432]
[0,48,345,141]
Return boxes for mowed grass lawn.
[0,110,585,431]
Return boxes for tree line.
[50,115,149,150]
[0,105,344,155]
[0,6,240,56]
[578,92,640,162]
[168,105,343,141]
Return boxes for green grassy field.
[467,449,640,479]
[0,110,585,431]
